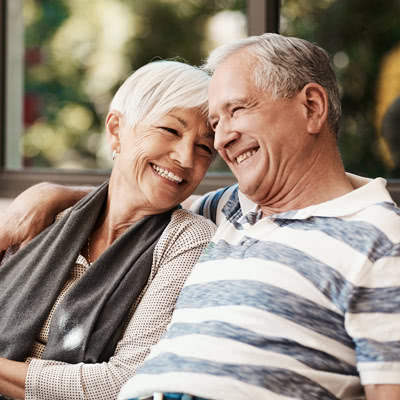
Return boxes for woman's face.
[112,108,215,214]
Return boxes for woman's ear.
[300,83,329,134]
[105,110,123,153]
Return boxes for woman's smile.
[151,163,185,184]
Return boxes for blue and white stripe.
[119,175,400,400]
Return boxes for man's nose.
[214,119,240,152]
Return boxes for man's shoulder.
[357,200,400,242]
[190,184,240,225]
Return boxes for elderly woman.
[0,60,216,400]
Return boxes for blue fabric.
[128,393,210,400]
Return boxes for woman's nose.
[170,139,194,168]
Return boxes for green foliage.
[281,0,400,178]
[23,0,245,170]
[24,0,400,177]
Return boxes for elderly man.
[116,34,400,400]
[1,34,400,399]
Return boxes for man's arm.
[365,384,400,399]
[0,182,93,252]
[188,185,238,226]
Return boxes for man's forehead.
[208,79,260,118]
[209,59,255,93]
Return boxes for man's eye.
[160,127,178,135]
[210,120,218,131]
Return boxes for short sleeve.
[190,185,238,226]
[345,243,400,385]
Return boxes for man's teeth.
[236,149,257,164]
[152,164,183,183]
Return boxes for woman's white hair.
[203,33,341,134]
[110,60,210,129]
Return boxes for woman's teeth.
[236,149,257,164]
[152,164,183,183]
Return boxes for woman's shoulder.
[156,209,216,250]
[170,208,216,235]
[151,209,216,273]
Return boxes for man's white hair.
[203,33,341,134]
[110,60,210,129]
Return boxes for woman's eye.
[160,127,178,135]
[197,144,213,155]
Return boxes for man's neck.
[258,145,354,217]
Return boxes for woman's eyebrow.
[201,130,215,141]
[168,114,187,128]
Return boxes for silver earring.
[112,150,117,160]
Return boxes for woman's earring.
[112,150,117,160]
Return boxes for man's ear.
[300,83,329,134]
[105,110,123,153]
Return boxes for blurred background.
[21,0,247,172]
[1,0,400,198]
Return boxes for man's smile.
[235,148,259,164]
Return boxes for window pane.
[20,0,246,172]
[280,0,400,178]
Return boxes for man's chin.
[237,181,255,197]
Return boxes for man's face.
[208,52,308,206]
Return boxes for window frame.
[0,0,5,171]
[1,0,399,203]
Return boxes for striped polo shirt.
[119,174,400,400]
